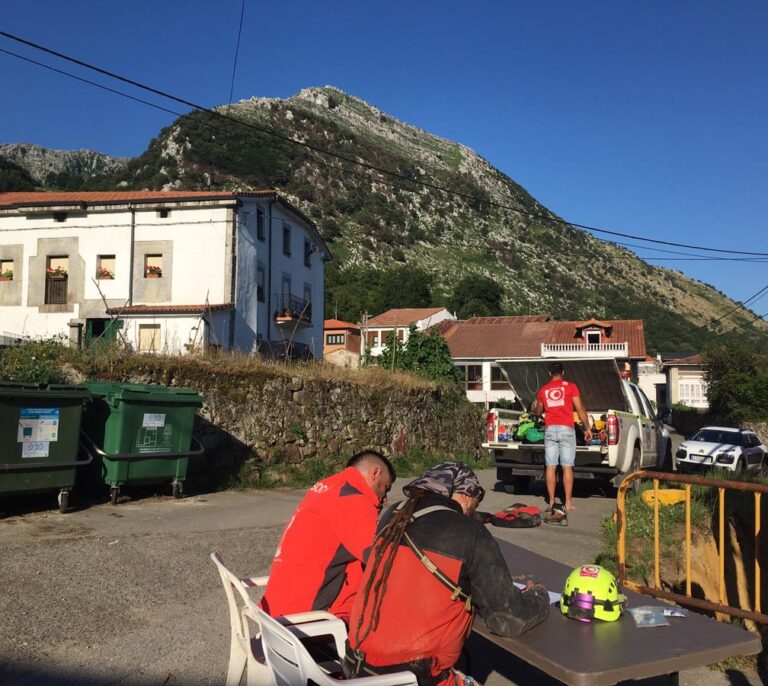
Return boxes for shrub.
[0,339,69,385]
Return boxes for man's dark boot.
[544,503,568,526]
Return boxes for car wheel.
[735,457,746,475]
[621,446,642,495]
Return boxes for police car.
[675,426,766,474]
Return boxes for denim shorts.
[544,426,576,467]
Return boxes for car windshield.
[691,429,741,446]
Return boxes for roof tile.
[106,303,233,315]
[367,307,448,327]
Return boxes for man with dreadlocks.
[343,462,549,686]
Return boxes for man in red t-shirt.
[260,450,394,623]
[533,363,592,516]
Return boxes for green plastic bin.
[0,381,91,513]
[81,382,204,503]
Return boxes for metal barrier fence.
[617,470,768,624]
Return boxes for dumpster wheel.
[110,486,120,505]
[58,490,69,514]
[172,481,183,500]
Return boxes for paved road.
[0,468,761,685]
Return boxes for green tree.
[704,343,768,423]
[324,265,434,323]
[377,326,462,384]
[378,266,433,310]
[448,274,504,319]
[0,158,36,192]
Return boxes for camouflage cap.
[403,461,485,502]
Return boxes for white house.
[661,353,709,410]
[362,307,455,357]
[0,191,331,357]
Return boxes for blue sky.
[2,1,766,312]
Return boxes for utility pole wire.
[1,29,767,257]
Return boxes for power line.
[672,282,768,345]
[226,0,246,109]
[2,28,768,258]
[0,47,182,118]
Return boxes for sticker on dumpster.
[17,408,60,443]
[22,441,49,458]
[142,413,166,428]
[135,425,174,453]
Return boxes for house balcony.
[541,342,628,359]
[273,294,312,329]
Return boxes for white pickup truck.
[483,358,671,494]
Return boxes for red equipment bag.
[474,504,542,528]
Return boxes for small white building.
[362,307,455,357]
[662,353,709,410]
[636,355,667,411]
[0,191,331,356]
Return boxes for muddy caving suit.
[343,493,550,686]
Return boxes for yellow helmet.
[560,565,626,622]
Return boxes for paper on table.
[514,581,562,605]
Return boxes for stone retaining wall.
[68,357,484,487]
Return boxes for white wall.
[133,205,230,306]
[0,202,231,345]
[454,359,518,407]
[237,200,324,357]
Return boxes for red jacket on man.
[260,467,380,622]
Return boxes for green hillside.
[3,87,766,352]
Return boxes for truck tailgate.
[494,358,628,414]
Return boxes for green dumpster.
[0,381,91,513]
[81,382,204,503]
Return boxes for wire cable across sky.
[2,28,768,259]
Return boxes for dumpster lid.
[0,381,90,399]
[85,381,202,404]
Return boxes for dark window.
[459,365,483,391]
[586,331,601,346]
[283,223,291,255]
[53,212,67,223]
[257,208,265,241]
[490,364,510,390]
[257,265,265,302]
[156,209,170,219]
[144,254,163,278]
[45,256,69,304]
[692,429,742,445]
[304,239,312,267]
[326,334,344,345]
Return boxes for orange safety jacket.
[260,466,380,623]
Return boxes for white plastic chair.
[211,553,343,686]
[211,552,272,686]
[256,607,418,686]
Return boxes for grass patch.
[596,481,713,581]
[596,474,768,674]
[249,446,490,491]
